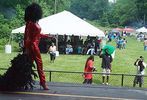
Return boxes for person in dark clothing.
[133,56,146,87]
[99,49,113,85]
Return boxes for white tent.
[136,27,147,33]
[11,10,105,37]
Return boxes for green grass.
[42,36,146,75]
[0,36,147,87]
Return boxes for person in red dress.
[24,3,50,90]
[83,55,96,84]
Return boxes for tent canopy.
[136,27,147,33]
[12,10,105,37]
[123,28,135,33]
[112,28,123,32]
[111,27,135,33]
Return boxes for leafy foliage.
[69,0,147,27]
[1,0,147,42]
[69,0,109,20]
[106,0,147,27]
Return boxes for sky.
[108,0,116,3]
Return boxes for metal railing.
[0,68,147,88]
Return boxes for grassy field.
[0,36,147,87]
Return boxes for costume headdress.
[24,3,42,22]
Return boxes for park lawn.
[0,36,147,87]
[42,36,147,74]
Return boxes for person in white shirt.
[48,43,56,63]
[133,56,146,87]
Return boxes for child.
[83,55,96,84]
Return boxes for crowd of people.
[57,30,130,56]
[81,30,147,87]
[57,34,104,55]
[82,30,147,87]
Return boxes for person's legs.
[83,79,89,84]
[139,82,142,87]
[83,79,87,84]
[53,53,56,62]
[133,76,139,87]
[139,76,143,87]
[144,46,147,51]
[65,48,69,54]
[106,76,109,84]
[50,53,53,62]
[133,76,137,87]
[102,76,105,84]
[124,44,126,49]
[106,68,110,85]
[88,79,92,84]
[102,68,106,84]
[32,44,48,90]
[86,49,91,55]
[50,53,56,62]
[91,48,95,55]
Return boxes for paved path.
[1,82,147,100]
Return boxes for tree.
[106,0,147,27]
[135,0,147,26]
[0,14,11,39]
[106,0,137,26]
[69,0,109,20]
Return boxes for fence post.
[49,71,52,82]
[121,74,124,86]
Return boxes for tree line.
[0,0,147,39]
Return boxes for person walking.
[23,3,51,90]
[48,42,56,63]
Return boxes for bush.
[0,38,20,53]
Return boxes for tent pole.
[54,0,57,14]
[56,34,58,51]
[8,33,12,44]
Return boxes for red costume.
[24,21,48,86]
[84,60,94,79]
